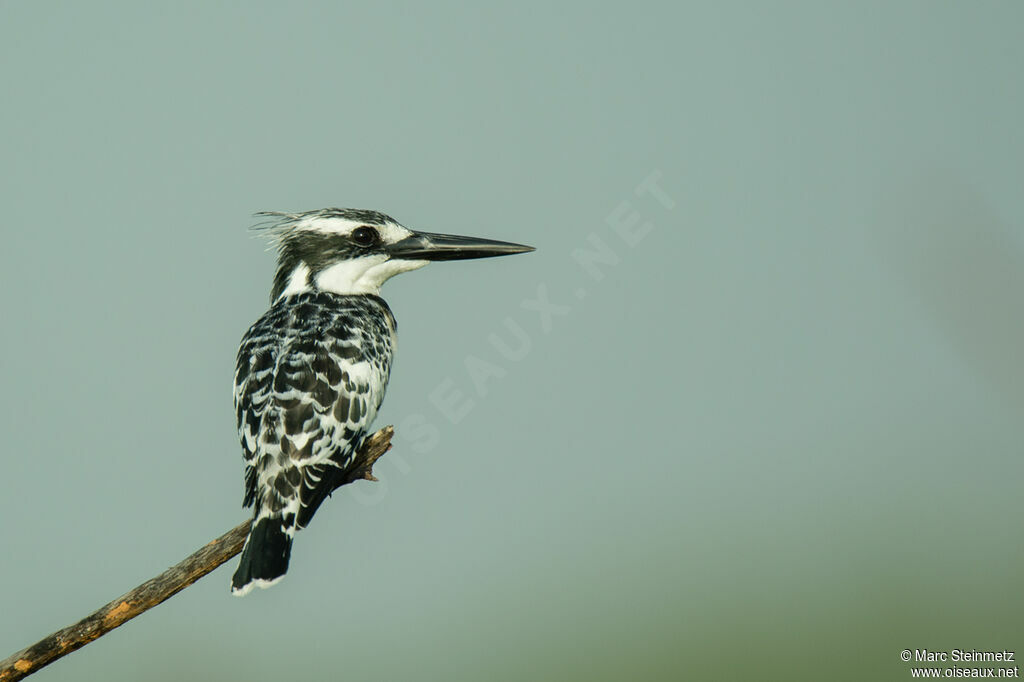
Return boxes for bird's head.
[256,208,534,301]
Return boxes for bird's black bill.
[387,231,535,261]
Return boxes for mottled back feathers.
[233,291,395,529]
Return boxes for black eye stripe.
[351,226,379,247]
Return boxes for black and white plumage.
[231,208,533,596]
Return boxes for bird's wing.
[234,302,389,530]
[292,355,380,528]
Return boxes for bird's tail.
[231,517,293,596]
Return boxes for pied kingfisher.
[230,208,533,596]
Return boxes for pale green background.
[2,2,1022,681]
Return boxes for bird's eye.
[351,226,379,247]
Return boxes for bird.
[230,208,533,596]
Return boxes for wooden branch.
[0,426,395,682]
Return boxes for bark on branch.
[0,426,395,682]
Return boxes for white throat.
[279,256,430,299]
